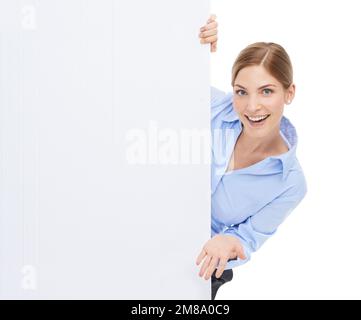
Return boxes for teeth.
[247,115,269,121]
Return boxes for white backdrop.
[211,0,361,300]
[0,0,211,299]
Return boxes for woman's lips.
[245,114,270,127]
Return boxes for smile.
[245,114,270,126]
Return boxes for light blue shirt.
[210,87,307,270]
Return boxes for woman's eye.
[235,89,273,96]
[236,89,246,96]
[263,88,273,95]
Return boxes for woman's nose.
[245,97,262,114]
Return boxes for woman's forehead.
[235,66,280,87]
[236,65,272,79]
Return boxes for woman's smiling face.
[233,65,294,138]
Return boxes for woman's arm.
[197,171,307,280]
[221,173,308,266]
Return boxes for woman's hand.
[196,234,246,280]
[199,14,218,52]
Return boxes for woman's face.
[232,65,295,139]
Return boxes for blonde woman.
[197,15,307,299]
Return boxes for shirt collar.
[221,111,298,181]
[273,116,298,180]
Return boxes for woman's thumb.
[236,244,246,260]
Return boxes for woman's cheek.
[233,100,244,114]
[266,98,284,113]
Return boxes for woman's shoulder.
[284,161,308,200]
[211,86,232,108]
[210,86,234,123]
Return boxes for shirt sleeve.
[221,173,308,269]
[210,86,232,120]
[211,86,227,105]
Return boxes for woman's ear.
[286,83,296,105]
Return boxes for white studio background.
[210,0,361,300]
[0,0,211,299]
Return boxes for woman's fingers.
[199,23,218,44]
[199,28,217,38]
[236,244,247,260]
[215,257,228,279]
[196,249,207,266]
[198,14,218,52]
[200,21,218,33]
[200,35,217,44]
[199,255,212,277]
[197,234,241,280]
[205,256,219,280]
[208,14,217,22]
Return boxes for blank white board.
[0,0,210,299]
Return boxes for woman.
[197,15,307,300]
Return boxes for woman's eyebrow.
[234,84,276,89]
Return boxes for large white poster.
[0,0,210,299]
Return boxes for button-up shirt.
[210,86,307,270]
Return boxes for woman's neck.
[238,128,287,156]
